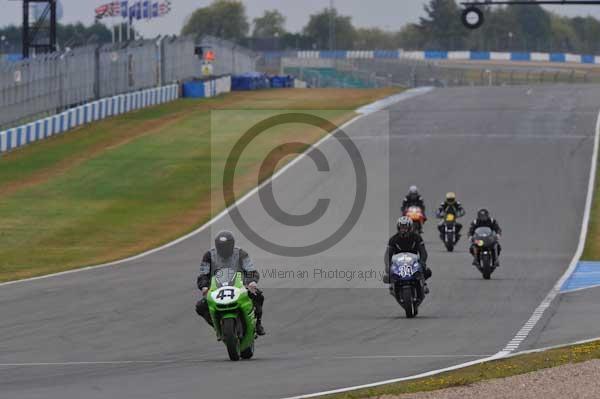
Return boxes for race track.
[1,85,599,399]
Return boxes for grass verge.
[0,87,400,282]
[583,150,600,259]
[319,339,600,398]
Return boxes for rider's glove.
[247,281,258,294]
[201,287,209,296]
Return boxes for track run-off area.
[1,85,600,399]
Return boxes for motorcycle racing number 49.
[212,287,241,304]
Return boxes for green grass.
[583,153,600,259]
[319,340,600,398]
[0,87,400,282]
[460,68,598,86]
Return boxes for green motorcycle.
[206,267,256,361]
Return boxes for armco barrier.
[0,84,179,155]
[265,50,600,65]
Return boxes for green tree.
[354,28,397,49]
[549,14,579,52]
[396,24,427,50]
[0,22,113,53]
[303,8,356,50]
[279,33,316,50]
[252,10,286,38]
[181,0,249,41]
[571,16,600,54]
[419,0,466,50]
[463,6,516,51]
[59,22,112,47]
[507,3,551,51]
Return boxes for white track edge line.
[0,87,433,288]
[281,353,506,399]
[282,337,600,399]
[281,106,600,399]
[560,283,600,294]
[498,106,600,354]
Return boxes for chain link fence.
[200,36,259,76]
[337,59,598,88]
[279,57,599,89]
[0,35,257,130]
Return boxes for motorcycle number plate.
[397,265,413,278]
[212,286,241,305]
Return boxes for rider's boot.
[494,245,501,267]
[256,319,266,336]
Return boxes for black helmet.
[215,230,235,258]
[477,209,490,222]
[396,216,413,237]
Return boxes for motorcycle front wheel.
[222,318,241,361]
[482,255,492,280]
[401,286,416,318]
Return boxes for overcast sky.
[2,0,600,38]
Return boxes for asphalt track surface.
[1,85,599,399]
[535,287,600,348]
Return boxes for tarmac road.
[0,85,598,399]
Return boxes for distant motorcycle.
[404,206,426,234]
[206,267,257,361]
[437,210,462,252]
[471,227,499,280]
[389,252,427,318]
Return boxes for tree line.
[183,0,600,54]
[2,0,600,55]
[0,23,115,53]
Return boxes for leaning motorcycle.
[404,206,426,234]
[389,252,427,318]
[206,267,256,361]
[471,227,498,280]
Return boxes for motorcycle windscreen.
[215,267,238,287]
[473,227,493,238]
